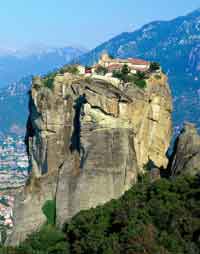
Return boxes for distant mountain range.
[77,8,200,133]
[1,9,200,135]
[0,46,86,88]
[0,76,32,135]
[78,9,200,77]
[0,46,86,134]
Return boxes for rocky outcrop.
[170,122,200,176]
[7,71,172,245]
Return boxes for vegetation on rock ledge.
[42,72,57,90]
[59,65,79,75]
[150,62,161,72]
[1,174,200,254]
[113,64,147,89]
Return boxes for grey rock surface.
[7,71,172,245]
[170,122,200,176]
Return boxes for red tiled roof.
[129,66,149,71]
[116,59,127,63]
[108,64,122,71]
[99,55,149,65]
[128,58,149,65]
[108,64,122,68]
[113,58,149,65]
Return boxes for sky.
[0,0,200,51]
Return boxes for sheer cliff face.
[170,123,200,176]
[8,72,172,245]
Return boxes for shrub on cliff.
[113,66,147,89]
[0,226,69,254]
[136,71,147,80]
[128,72,147,89]
[18,225,69,254]
[42,72,57,90]
[112,69,122,80]
[59,65,79,75]
[42,200,56,226]
[112,64,130,83]
[134,79,146,89]
[95,65,108,75]
[150,62,160,72]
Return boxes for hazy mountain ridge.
[0,46,87,88]
[0,76,32,134]
[77,9,200,132]
[78,8,200,75]
[0,46,87,134]
[2,9,200,134]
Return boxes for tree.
[121,64,130,76]
[112,70,122,80]
[95,66,108,75]
[2,175,200,254]
[59,65,79,75]
[136,71,146,80]
[113,64,130,83]
[150,62,160,71]
[19,225,70,254]
[42,72,57,90]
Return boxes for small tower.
[101,52,111,61]
[98,52,112,67]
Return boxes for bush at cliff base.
[1,175,200,254]
[42,200,56,226]
[0,225,70,254]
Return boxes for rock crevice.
[170,122,200,176]
[7,72,172,245]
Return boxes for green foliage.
[150,62,160,71]
[20,225,69,254]
[155,74,162,80]
[112,70,122,79]
[64,175,200,254]
[84,76,92,84]
[2,176,200,254]
[0,226,69,253]
[0,197,8,207]
[113,65,146,89]
[59,65,79,75]
[121,64,130,82]
[19,225,69,254]
[95,65,108,75]
[121,64,130,76]
[0,247,22,254]
[134,79,146,89]
[42,72,57,90]
[0,228,7,245]
[112,64,130,83]
[128,72,147,89]
[42,200,56,226]
[136,71,147,80]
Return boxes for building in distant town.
[0,194,14,229]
